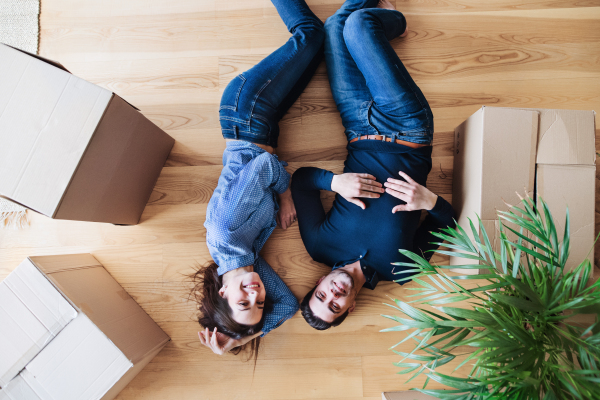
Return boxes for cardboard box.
[382,391,440,400]
[451,106,596,273]
[0,44,175,224]
[0,254,170,400]
[451,106,539,271]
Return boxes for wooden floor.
[0,0,599,398]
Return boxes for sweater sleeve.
[412,195,456,261]
[254,257,299,336]
[290,167,335,257]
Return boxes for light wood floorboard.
[0,0,598,398]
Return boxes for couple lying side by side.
[193,0,456,359]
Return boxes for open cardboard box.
[0,254,170,400]
[0,44,175,224]
[451,106,596,273]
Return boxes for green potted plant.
[382,195,600,400]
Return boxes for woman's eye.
[239,302,248,306]
[257,301,264,305]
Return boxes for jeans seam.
[394,64,432,129]
[249,79,272,135]
[219,116,250,125]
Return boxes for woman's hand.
[331,173,384,209]
[198,327,262,355]
[384,171,438,213]
[277,187,296,229]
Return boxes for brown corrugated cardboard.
[29,254,170,366]
[0,254,170,400]
[451,106,539,269]
[0,43,174,224]
[535,109,596,165]
[537,164,596,271]
[53,95,175,224]
[451,106,596,274]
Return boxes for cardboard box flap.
[480,107,538,219]
[21,314,132,400]
[31,255,169,364]
[0,44,112,217]
[537,164,595,270]
[52,96,175,224]
[5,44,69,72]
[114,94,140,111]
[0,260,77,388]
[29,254,102,274]
[453,107,484,224]
[0,375,42,400]
[536,109,596,165]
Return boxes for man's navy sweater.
[291,140,456,289]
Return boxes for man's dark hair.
[300,286,350,330]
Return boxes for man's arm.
[291,167,383,256]
[412,196,456,261]
[384,171,456,260]
[291,167,332,256]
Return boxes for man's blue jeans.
[219,0,325,148]
[325,0,433,144]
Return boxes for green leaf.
[488,293,544,312]
[425,372,478,390]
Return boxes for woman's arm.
[198,328,262,355]
[254,256,299,336]
[265,153,291,195]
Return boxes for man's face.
[309,269,357,323]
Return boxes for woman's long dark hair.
[189,262,269,362]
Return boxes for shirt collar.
[332,252,379,290]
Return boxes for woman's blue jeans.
[325,0,433,144]
[219,0,325,148]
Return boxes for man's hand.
[384,171,438,213]
[331,173,384,209]
[198,327,261,356]
[277,187,296,229]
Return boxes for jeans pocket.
[220,74,246,112]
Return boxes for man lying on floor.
[291,0,456,330]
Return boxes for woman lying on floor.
[191,0,325,360]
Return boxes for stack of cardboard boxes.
[0,254,170,400]
[451,106,596,272]
[0,44,174,399]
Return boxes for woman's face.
[219,271,266,326]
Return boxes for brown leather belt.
[349,135,430,149]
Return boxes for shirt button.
[360,255,363,258]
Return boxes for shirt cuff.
[428,195,446,215]
[273,167,291,195]
[215,253,256,276]
[322,170,335,191]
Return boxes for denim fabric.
[324,0,433,144]
[219,0,325,148]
